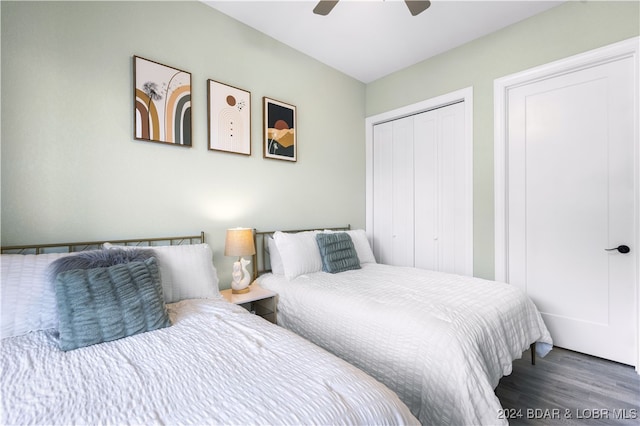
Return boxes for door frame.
[494,37,639,370]
[365,87,474,275]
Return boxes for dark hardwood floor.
[496,347,640,425]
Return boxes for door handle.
[605,245,631,254]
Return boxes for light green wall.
[2,1,638,284]
[366,0,640,279]
[1,1,365,285]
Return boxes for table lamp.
[224,228,256,294]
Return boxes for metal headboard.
[253,225,350,279]
[1,232,205,255]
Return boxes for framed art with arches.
[134,56,192,147]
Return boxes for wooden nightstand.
[221,283,277,324]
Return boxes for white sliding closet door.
[371,101,470,275]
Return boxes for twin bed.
[254,227,553,426]
[0,233,416,425]
[1,228,552,425]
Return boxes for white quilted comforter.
[257,263,553,426]
[1,298,417,425]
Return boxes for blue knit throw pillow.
[54,257,170,351]
[315,232,361,274]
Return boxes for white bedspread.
[257,263,553,426]
[1,298,417,425]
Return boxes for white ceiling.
[203,0,565,83]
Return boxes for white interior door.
[506,55,637,365]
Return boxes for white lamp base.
[231,257,252,294]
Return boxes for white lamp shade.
[224,228,256,257]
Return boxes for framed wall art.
[263,97,296,162]
[134,56,192,147]
[208,79,251,155]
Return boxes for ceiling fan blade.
[404,0,431,16]
[313,0,339,16]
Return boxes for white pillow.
[103,243,220,303]
[324,229,377,264]
[1,252,72,338]
[273,231,322,280]
[266,236,285,275]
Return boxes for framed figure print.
[208,80,251,155]
[263,97,296,162]
[134,56,192,147]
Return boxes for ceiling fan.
[313,0,431,17]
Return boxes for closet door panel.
[439,102,467,275]
[413,110,438,270]
[391,117,415,266]
[372,122,394,264]
[413,102,467,273]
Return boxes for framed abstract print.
[263,97,296,162]
[208,80,251,155]
[134,56,192,147]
